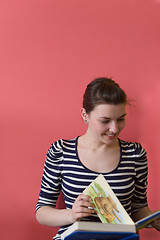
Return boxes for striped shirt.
[36,137,148,240]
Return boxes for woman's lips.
[105,133,117,139]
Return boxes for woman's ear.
[80,108,89,123]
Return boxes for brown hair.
[83,77,127,114]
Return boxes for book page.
[83,174,134,225]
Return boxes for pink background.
[0,0,160,239]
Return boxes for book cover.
[61,221,138,240]
[62,231,139,240]
[135,211,160,230]
[83,174,134,225]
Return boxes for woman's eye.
[101,121,110,124]
[117,118,125,122]
[100,118,125,124]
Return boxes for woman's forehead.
[91,104,126,117]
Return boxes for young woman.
[36,78,160,239]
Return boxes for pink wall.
[0,0,160,239]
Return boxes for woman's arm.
[36,206,73,227]
[36,194,94,227]
[131,206,152,222]
[36,141,93,227]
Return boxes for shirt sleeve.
[131,143,148,214]
[36,140,63,211]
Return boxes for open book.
[83,174,160,230]
[61,174,160,240]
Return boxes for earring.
[84,119,87,123]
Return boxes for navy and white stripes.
[36,137,148,240]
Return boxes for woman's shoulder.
[49,137,77,152]
[46,137,77,162]
[119,139,146,155]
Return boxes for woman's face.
[85,103,126,145]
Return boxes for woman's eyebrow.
[99,114,127,120]
[118,113,127,119]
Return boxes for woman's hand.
[151,211,160,231]
[71,194,95,222]
[151,219,160,231]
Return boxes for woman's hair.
[83,77,127,114]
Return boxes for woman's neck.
[78,133,119,151]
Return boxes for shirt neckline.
[75,136,122,174]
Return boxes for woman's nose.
[109,122,118,133]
